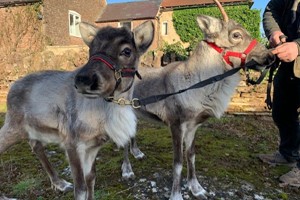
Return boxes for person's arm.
[264,0,300,62]
[263,0,286,47]
[263,0,285,38]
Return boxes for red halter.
[90,54,140,79]
[205,40,258,67]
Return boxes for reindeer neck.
[185,41,227,77]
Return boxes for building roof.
[161,0,252,8]
[96,1,159,23]
[0,0,40,7]
[149,0,162,6]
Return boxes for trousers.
[272,62,300,167]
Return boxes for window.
[69,10,81,37]
[162,21,168,35]
[119,21,132,30]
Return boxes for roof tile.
[96,1,159,23]
[0,0,40,7]
[161,0,251,8]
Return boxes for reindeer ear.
[79,22,98,47]
[133,21,154,54]
[196,15,222,38]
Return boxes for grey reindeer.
[0,21,154,200]
[121,1,274,200]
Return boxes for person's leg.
[272,64,300,162]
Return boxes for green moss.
[12,178,41,195]
[0,115,299,199]
[279,192,289,200]
[0,103,7,113]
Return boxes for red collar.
[205,40,258,67]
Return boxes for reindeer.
[121,1,275,200]
[0,21,154,200]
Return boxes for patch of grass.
[278,192,289,200]
[0,103,7,112]
[13,178,41,196]
[195,116,280,188]
[0,114,299,199]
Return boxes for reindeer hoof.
[130,148,145,160]
[52,179,73,192]
[122,171,135,180]
[194,192,208,200]
[0,195,18,200]
[169,192,184,200]
[191,188,209,200]
[188,179,208,200]
[61,182,73,192]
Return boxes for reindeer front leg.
[122,143,135,180]
[66,146,87,200]
[183,123,208,199]
[66,144,101,200]
[122,137,145,180]
[83,146,101,200]
[169,123,184,200]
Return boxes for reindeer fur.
[122,15,274,200]
[0,21,154,200]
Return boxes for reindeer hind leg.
[29,140,73,192]
[0,121,27,154]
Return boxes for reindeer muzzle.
[243,53,277,85]
[75,53,141,97]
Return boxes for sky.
[252,0,269,15]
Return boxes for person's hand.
[271,42,299,62]
[269,31,286,47]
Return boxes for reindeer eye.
[120,48,132,57]
[232,32,242,39]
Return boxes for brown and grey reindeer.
[121,1,274,200]
[0,21,154,200]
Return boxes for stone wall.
[0,5,272,114]
[0,45,272,114]
[227,77,271,114]
[0,4,45,96]
[42,0,105,46]
[0,46,88,103]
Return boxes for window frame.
[162,21,168,36]
[118,21,132,30]
[69,10,81,37]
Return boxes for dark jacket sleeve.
[263,0,300,52]
[262,0,286,39]
[264,0,300,77]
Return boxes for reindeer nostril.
[90,74,98,91]
[75,74,99,91]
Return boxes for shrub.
[173,5,261,45]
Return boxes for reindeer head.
[196,0,274,69]
[75,21,154,98]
